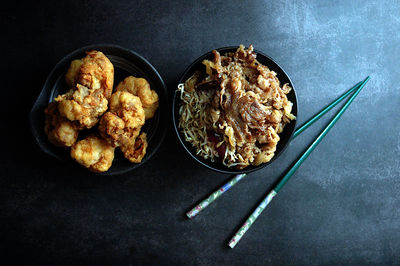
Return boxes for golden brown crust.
[115,76,159,119]
[121,132,148,163]
[98,91,145,148]
[44,50,158,171]
[98,112,140,148]
[65,59,83,88]
[70,134,115,172]
[55,84,108,129]
[44,102,79,147]
[65,50,114,100]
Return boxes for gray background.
[2,0,400,264]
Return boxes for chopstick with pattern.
[186,80,362,219]
[228,76,370,248]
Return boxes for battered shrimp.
[55,84,108,129]
[65,59,83,88]
[44,102,79,147]
[54,50,113,129]
[115,76,159,119]
[70,134,115,172]
[65,50,114,99]
[121,132,148,163]
[98,112,140,148]
[98,91,145,147]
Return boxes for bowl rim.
[29,43,168,175]
[172,46,298,175]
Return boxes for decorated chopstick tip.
[186,203,205,219]
[186,209,197,219]
[186,173,247,219]
[229,238,238,248]
[228,190,277,248]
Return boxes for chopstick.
[293,80,362,138]
[186,80,362,219]
[228,76,370,248]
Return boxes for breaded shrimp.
[121,132,148,163]
[115,76,159,119]
[65,50,114,99]
[55,84,108,129]
[98,91,145,147]
[44,102,79,147]
[70,134,115,172]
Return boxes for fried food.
[178,45,295,169]
[43,49,158,172]
[65,50,114,99]
[70,134,115,172]
[115,76,159,119]
[99,91,145,147]
[44,102,79,147]
[121,132,148,163]
[65,59,83,88]
[55,84,108,129]
[55,50,114,129]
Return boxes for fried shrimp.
[43,49,160,171]
[44,102,79,147]
[65,59,83,88]
[55,84,108,129]
[70,134,115,172]
[121,132,148,163]
[115,76,159,119]
[46,50,114,131]
[99,91,145,147]
[65,50,114,99]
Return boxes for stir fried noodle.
[178,45,295,169]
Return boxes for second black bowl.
[172,46,298,175]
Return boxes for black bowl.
[172,46,298,174]
[30,44,168,175]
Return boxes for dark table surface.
[2,0,400,265]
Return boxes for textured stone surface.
[2,0,400,264]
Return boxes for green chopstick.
[293,80,362,138]
[186,80,362,219]
[228,76,370,248]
